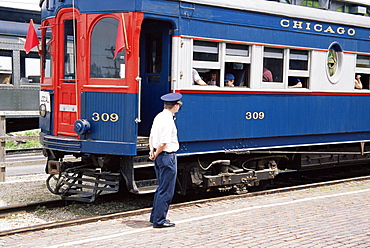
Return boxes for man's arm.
[149,142,167,161]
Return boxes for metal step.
[134,162,154,169]
[59,169,120,202]
[136,185,158,194]
[135,179,158,194]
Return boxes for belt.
[154,149,176,154]
[163,151,176,154]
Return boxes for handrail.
[135,76,142,123]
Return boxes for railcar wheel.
[46,174,65,195]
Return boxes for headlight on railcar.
[39,104,47,117]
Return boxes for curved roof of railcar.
[40,0,370,29]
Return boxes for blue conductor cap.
[161,93,183,105]
[224,73,235,81]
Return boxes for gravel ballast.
[0,174,153,232]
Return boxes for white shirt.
[192,69,201,83]
[149,109,179,152]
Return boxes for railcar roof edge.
[179,0,370,28]
[40,0,370,29]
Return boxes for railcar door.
[55,12,80,137]
[138,20,172,136]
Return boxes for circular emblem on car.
[326,42,343,84]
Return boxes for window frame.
[355,54,370,90]
[0,50,13,85]
[191,40,251,88]
[87,15,127,87]
[287,48,310,89]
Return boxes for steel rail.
[1,175,369,237]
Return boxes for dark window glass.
[357,55,370,68]
[193,40,218,62]
[145,32,162,73]
[263,47,283,82]
[64,19,76,80]
[42,26,52,78]
[90,18,125,78]
[226,43,249,56]
[289,50,308,70]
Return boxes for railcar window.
[224,62,249,87]
[193,41,219,62]
[20,51,40,84]
[288,49,309,88]
[146,32,162,74]
[64,19,76,80]
[355,55,370,90]
[90,18,125,79]
[225,43,250,87]
[356,55,370,68]
[226,44,249,57]
[263,47,283,82]
[289,50,308,70]
[42,27,52,78]
[0,51,12,84]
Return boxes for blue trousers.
[150,152,177,226]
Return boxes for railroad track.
[6,148,43,154]
[0,199,66,218]
[1,174,370,237]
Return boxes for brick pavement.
[1,179,370,247]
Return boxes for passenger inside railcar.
[358,74,370,89]
[263,47,283,82]
[288,77,303,88]
[207,71,217,86]
[192,68,207,85]
[225,62,249,87]
[0,75,11,84]
[262,67,273,82]
[354,74,363,89]
[224,73,235,87]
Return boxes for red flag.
[24,19,40,54]
[114,15,126,59]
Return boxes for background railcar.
[39,0,370,202]
[0,7,40,132]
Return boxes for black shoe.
[153,222,175,228]
[150,219,170,224]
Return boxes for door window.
[90,18,125,79]
[64,19,77,80]
[42,25,52,79]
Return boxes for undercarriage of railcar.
[43,141,370,202]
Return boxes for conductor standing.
[149,92,182,228]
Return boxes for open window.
[355,54,370,90]
[0,50,12,85]
[191,40,251,88]
[288,49,309,88]
[224,43,250,87]
[192,40,220,86]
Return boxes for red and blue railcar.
[38,0,370,201]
